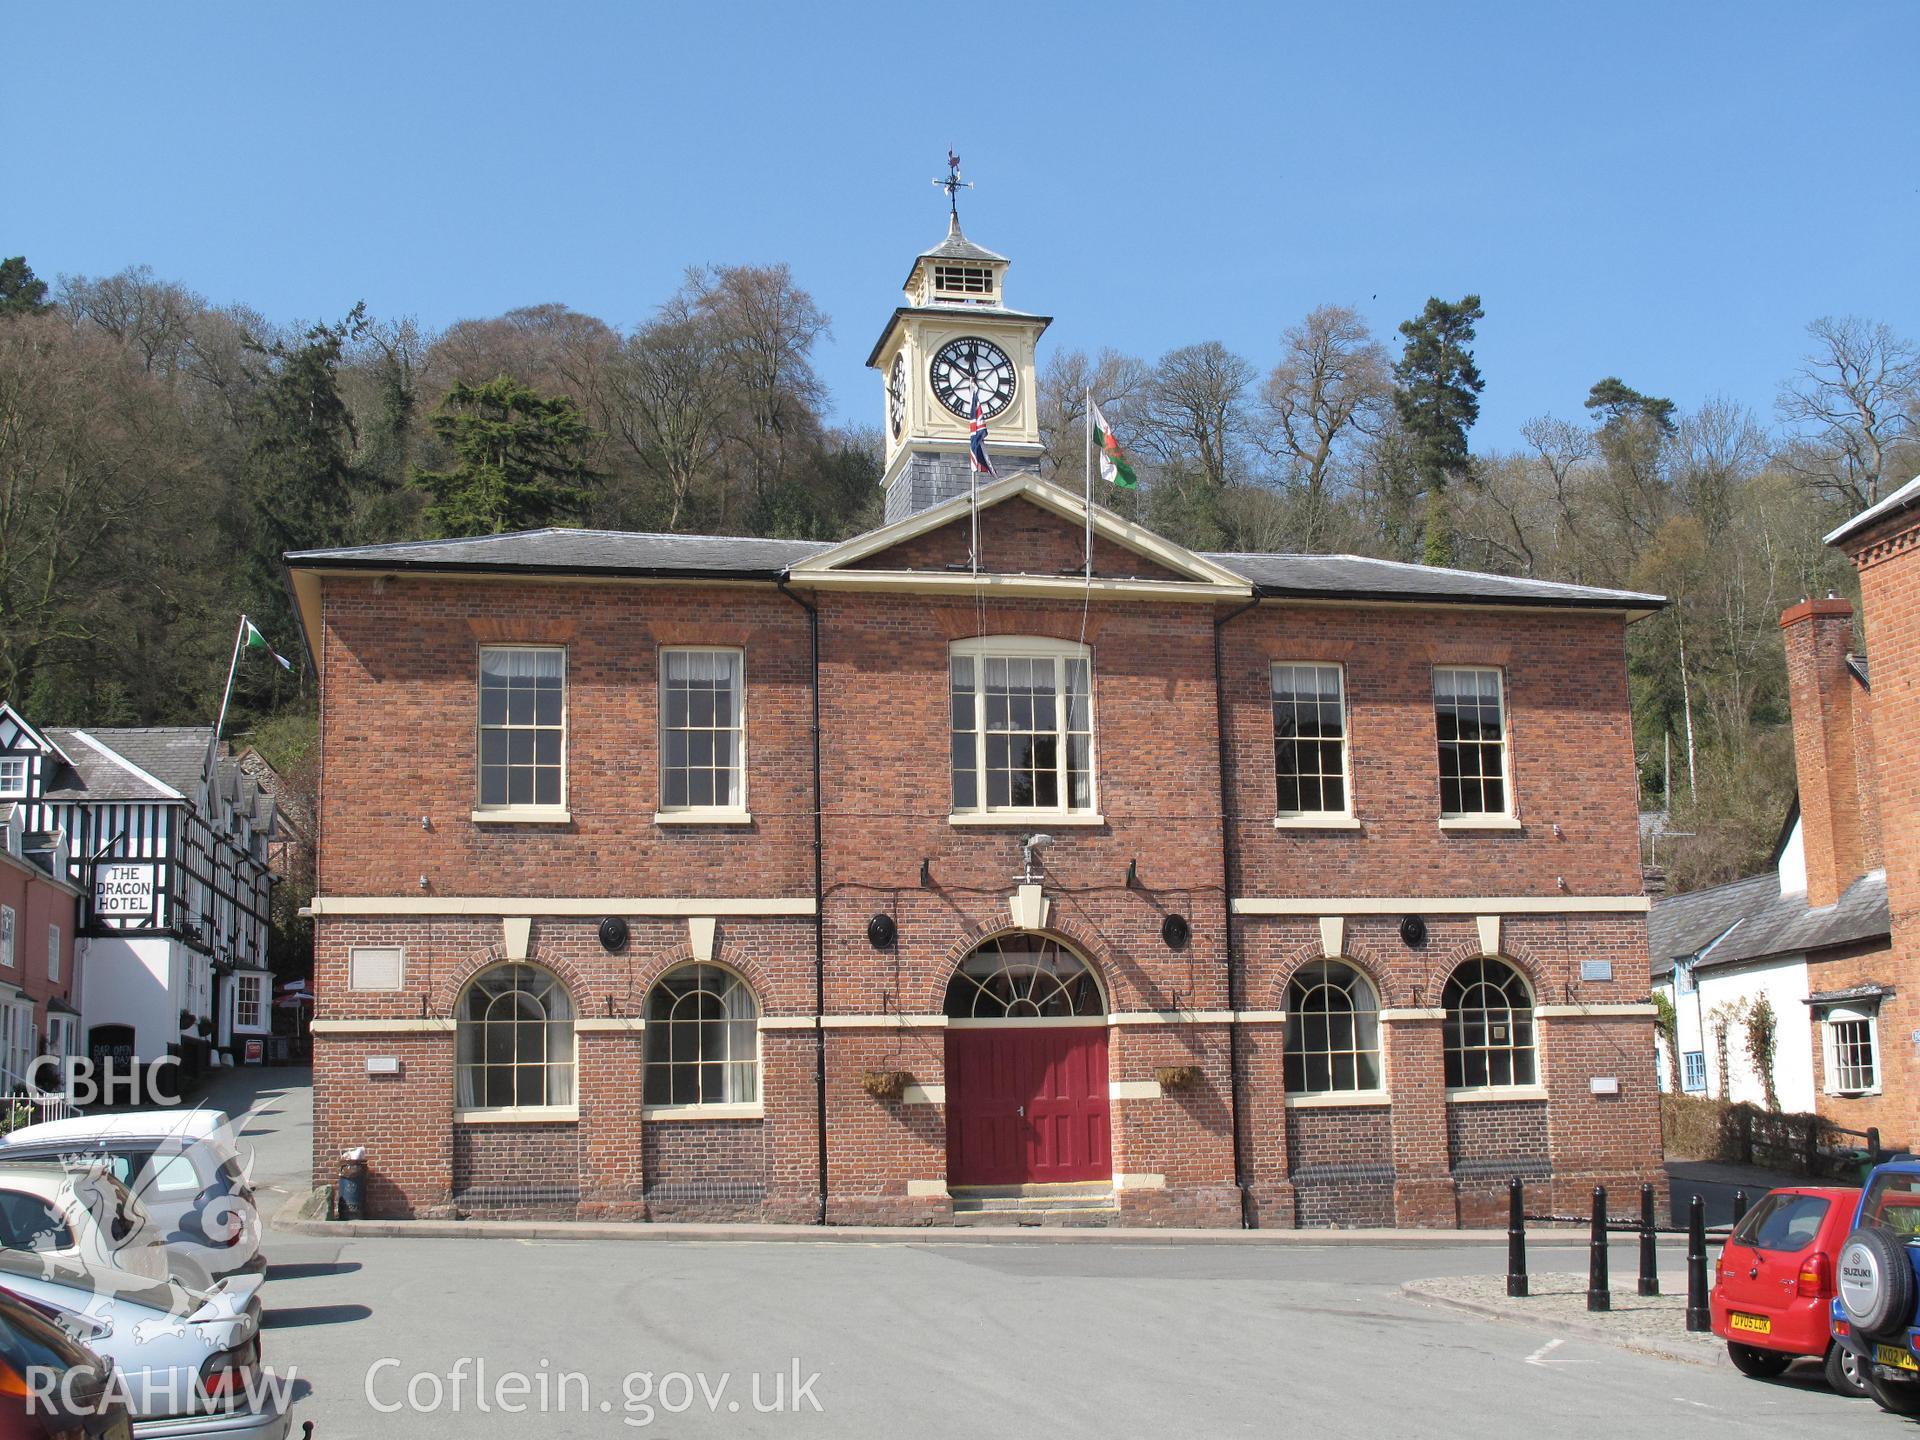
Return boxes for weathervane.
[932,148,972,220]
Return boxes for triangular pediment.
[789,475,1251,599]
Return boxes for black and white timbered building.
[0,706,278,1084]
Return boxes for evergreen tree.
[413,376,595,536]
[0,258,50,317]
[1392,296,1485,565]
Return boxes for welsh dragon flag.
[1091,401,1138,489]
[244,618,293,671]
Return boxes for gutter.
[1212,595,1261,1228]
[777,581,829,1227]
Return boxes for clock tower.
[866,175,1051,522]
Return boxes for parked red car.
[1713,1185,1867,1396]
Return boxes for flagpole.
[203,615,248,792]
[1084,388,1094,580]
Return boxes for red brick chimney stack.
[1780,596,1869,908]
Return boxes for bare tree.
[1139,340,1253,488]
[1258,304,1389,503]
[600,302,733,532]
[1776,316,1919,509]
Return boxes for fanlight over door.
[942,934,1105,1019]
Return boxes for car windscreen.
[1866,1171,1920,1241]
[1730,1192,1830,1252]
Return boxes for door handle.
[1017,1104,1025,1118]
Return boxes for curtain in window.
[455,964,574,1109]
[643,965,759,1107]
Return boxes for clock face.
[930,337,1016,420]
[887,353,906,439]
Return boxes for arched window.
[1442,957,1536,1089]
[644,965,759,1109]
[943,934,1105,1018]
[455,963,574,1110]
[1284,961,1381,1093]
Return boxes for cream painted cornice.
[791,571,1248,602]
[1534,1003,1659,1019]
[1232,895,1651,916]
[310,1018,456,1034]
[307,896,816,918]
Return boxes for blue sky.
[9,1,1917,450]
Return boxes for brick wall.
[1837,511,1920,1149]
[1806,941,1909,1145]
[453,1122,579,1218]
[643,1120,767,1220]
[308,495,1659,1229]
[1781,598,1877,906]
[1287,1106,1394,1227]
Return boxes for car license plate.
[1876,1344,1920,1372]
[1729,1313,1771,1335]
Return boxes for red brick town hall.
[290,215,1666,1228]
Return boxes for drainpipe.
[778,581,829,1226]
[1214,594,1261,1229]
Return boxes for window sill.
[454,1106,579,1124]
[1273,814,1362,830]
[653,809,752,826]
[1284,1090,1389,1109]
[948,812,1105,828]
[1437,815,1523,833]
[1445,1085,1548,1103]
[1828,1088,1882,1099]
[471,808,572,826]
[642,1103,764,1121]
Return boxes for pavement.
[178,1068,1892,1437]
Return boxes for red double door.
[945,1026,1111,1186]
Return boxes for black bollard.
[1588,1185,1611,1312]
[1871,1127,1883,1165]
[1638,1182,1659,1297]
[1732,1189,1748,1226]
[1507,1176,1528,1298]
[1685,1194,1710,1331]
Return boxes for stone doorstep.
[274,1187,1597,1247]
[1402,1277,1732,1369]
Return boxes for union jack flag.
[968,399,995,477]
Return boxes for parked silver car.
[0,1111,260,1286]
[0,1249,289,1440]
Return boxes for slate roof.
[1827,473,1920,547]
[917,215,1009,267]
[41,727,202,802]
[1203,552,1663,610]
[1648,869,1890,978]
[287,528,832,579]
[290,528,1665,611]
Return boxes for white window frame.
[0,757,26,799]
[948,636,1100,825]
[233,974,264,1031]
[1271,661,1356,827]
[0,906,14,970]
[641,962,763,1119]
[474,644,569,822]
[454,962,578,1119]
[1823,1005,1881,1097]
[45,924,57,983]
[1,997,33,1084]
[1433,665,1516,828]
[655,647,749,824]
[1442,956,1541,1095]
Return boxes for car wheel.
[1839,1226,1919,1338]
[1825,1342,1870,1398]
[1865,1368,1920,1415]
[1726,1341,1793,1378]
